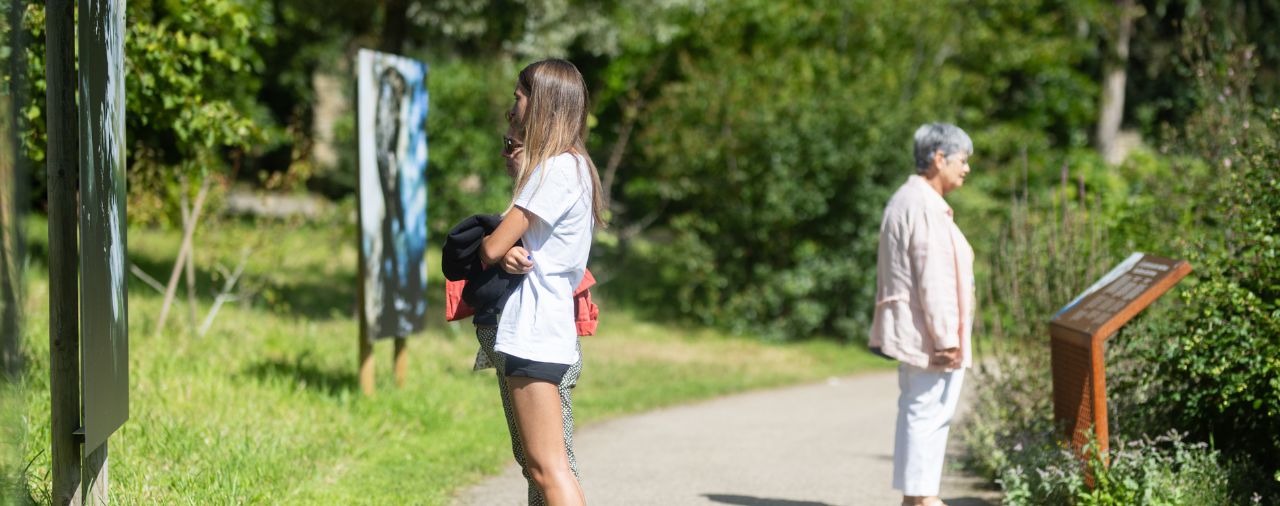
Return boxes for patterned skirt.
[474,326,582,505]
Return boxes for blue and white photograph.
[356,49,429,340]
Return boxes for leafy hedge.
[1142,103,1280,494]
[962,18,1280,501]
[998,429,1234,506]
[12,0,276,224]
[611,0,1104,339]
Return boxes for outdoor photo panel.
[78,0,128,453]
[357,49,429,340]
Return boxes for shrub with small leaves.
[1130,26,1280,494]
[995,430,1234,506]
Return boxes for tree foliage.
[609,0,1103,338]
[1137,26,1280,492]
[14,0,275,223]
[8,0,1279,339]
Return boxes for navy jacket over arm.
[441,214,524,326]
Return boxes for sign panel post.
[355,49,429,394]
[47,0,127,502]
[47,0,84,501]
[1050,253,1191,457]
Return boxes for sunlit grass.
[11,216,887,504]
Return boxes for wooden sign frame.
[46,0,127,502]
[353,48,430,395]
[1049,253,1191,456]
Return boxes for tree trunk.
[1,0,29,381]
[0,150,18,379]
[155,176,210,335]
[602,99,640,207]
[181,191,197,325]
[380,0,409,54]
[1096,0,1134,165]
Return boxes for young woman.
[479,59,606,506]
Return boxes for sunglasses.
[503,135,523,156]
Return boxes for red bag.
[444,278,475,321]
[573,269,599,336]
[445,268,599,336]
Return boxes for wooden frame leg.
[393,338,408,388]
[83,441,108,505]
[359,336,375,395]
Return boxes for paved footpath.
[454,371,1002,506]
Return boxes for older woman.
[870,123,975,506]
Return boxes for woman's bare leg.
[509,376,585,506]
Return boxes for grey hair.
[913,123,973,174]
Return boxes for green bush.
[418,59,520,235]
[614,0,1106,339]
[963,356,1239,505]
[1140,115,1280,493]
[958,168,1126,483]
[963,355,1243,505]
[997,430,1235,506]
[964,18,1280,501]
[1117,26,1280,494]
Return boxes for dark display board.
[1053,254,1186,336]
[78,0,129,453]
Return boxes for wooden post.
[154,177,209,335]
[353,71,376,396]
[355,192,375,395]
[82,441,108,505]
[393,337,408,388]
[0,112,18,378]
[359,331,375,395]
[45,0,83,502]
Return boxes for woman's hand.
[500,246,534,274]
[931,347,961,369]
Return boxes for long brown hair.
[511,59,607,227]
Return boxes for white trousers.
[893,363,965,496]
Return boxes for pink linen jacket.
[868,175,975,371]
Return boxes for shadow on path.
[943,498,999,506]
[703,494,833,506]
[456,372,1003,505]
[703,494,995,506]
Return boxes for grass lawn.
[5,215,888,504]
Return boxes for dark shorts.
[502,352,571,384]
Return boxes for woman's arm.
[481,207,535,273]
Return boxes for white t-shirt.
[495,152,594,365]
